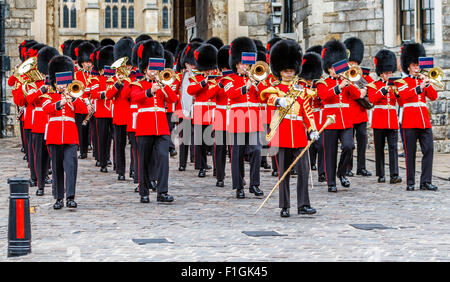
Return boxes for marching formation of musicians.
[10,33,443,217]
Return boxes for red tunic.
[367,80,399,129]
[42,93,88,145]
[130,79,178,136]
[74,70,91,114]
[105,77,131,126]
[187,73,218,125]
[395,76,438,129]
[316,77,361,130]
[25,80,49,134]
[90,75,113,118]
[224,73,263,133]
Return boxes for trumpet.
[157,68,176,86]
[250,61,270,82]
[420,67,445,90]
[111,57,131,84]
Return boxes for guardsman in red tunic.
[90,46,114,173]
[317,39,363,193]
[367,49,402,184]
[87,47,102,165]
[131,40,178,203]
[177,42,202,171]
[343,37,372,177]
[299,51,326,183]
[74,42,95,159]
[43,55,89,209]
[261,39,319,217]
[214,45,232,187]
[187,43,219,178]
[25,46,60,196]
[224,37,264,199]
[395,43,439,191]
[68,40,85,72]
[105,37,134,181]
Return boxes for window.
[421,0,434,43]
[162,6,169,29]
[105,0,134,29]
[60,0,77,29]
[283,0,293,33]
[121,6,127,28]
[399,0,435,44]
[112,6,118,28]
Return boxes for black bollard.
[7,178,31,257]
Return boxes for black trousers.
[347,122,368,172]
[96,118,112,168]
[403,128,434,186]
[277,147,311,208]
[373,129,399,178]
[230,132,261,189]
[309,131,325,175]
[114,124,127,176]
[137,135,170,196]
[31,133,49,190]
[48,144,78,200]
[20,120,26,155]
[178,118,195,167]
[24,129,37,182]
[75,113,89,156]
[323,128,354,186]
[90,117,99,161]
[166,112,176,151]
[194,124,212,170]
[129,132,138,184]
[214,130,229,182]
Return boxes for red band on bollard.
[16,199,25,239]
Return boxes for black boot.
[298,205,317,215]
[66,197,77,208]
[356,168,372,177]
[420,183,438,191]
[53,199,64,210]
[36,188,44,196]
[318,174,326,182]
[339,176,350,187]
[280,208,290,217]
[249,185,264,196]
[149,180,157,192]
[236,188,245,199]
[390,175,402,184]
[157,192,174,202]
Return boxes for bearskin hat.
[60,39,73,57]
[306,45,323,55]
[229,36,257,73]
[180,42,202,69]
[69,39,85,61]
[400,42,426,73]
[113,37,134,63]
[253,39,266,53]
[48,55,75,86]
[91,47,102,72]
[137,40,164,73]
[344,37,364,65]
[89,40,100,48]
[206,37,224,50]
[322,39,348,74]
[299,52,323,81]
[131,41,144,67]
[100,38,115,47]
[97,45,114,71]
[164,50,174,68]
[164,38,180,55]
[269,39,303,79]
[194,43,218,71]
[217,45,230,71]
[135,34,152,44]
[76,42,95,67]
[190,37,204,43]
[27,43,46,58]
[37,46,60,75]
[174,42,187,72]
[19,40,38,61]
[374,49,397,76]
[266,36,282,64]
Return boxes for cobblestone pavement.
[0,137,449,262]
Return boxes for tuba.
[420,67,445,90]
[111,57,131,83]
[17,57,45,85]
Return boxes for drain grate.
[350,224,395,230]
[132,238,173,245]
[242,231,287,237]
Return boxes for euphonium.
[111,57,131,83]
[157,68,176,86]
[250,61,270,82]
[420,67,445,90]
[17,57,45,84]
[67,80,85,99]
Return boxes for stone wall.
[3,0,37,137]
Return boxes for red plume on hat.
[75,47,79,58]
[138,44,144,59]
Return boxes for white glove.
[310,131,320,141]
[276,97,288,108]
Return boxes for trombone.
[419,67,445,90]
[157,68,176,87]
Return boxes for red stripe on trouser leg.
[16,199,25,239]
